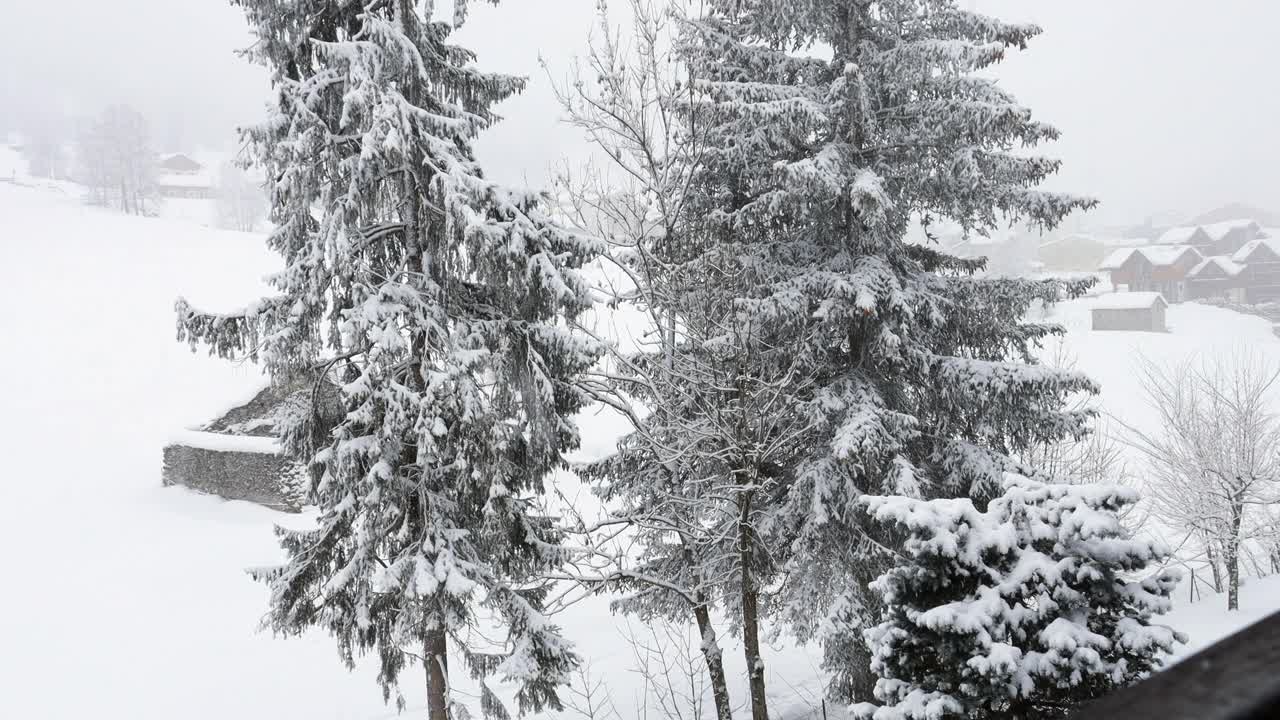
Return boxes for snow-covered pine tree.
[854,477,1185,719]
[175,1,601,717]
[666,0,1100,709]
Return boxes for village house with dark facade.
[1022,215,1279,332]
[1095,219,1277,305]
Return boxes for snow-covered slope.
[1163,574,1280,662]
[0,181,1275,719]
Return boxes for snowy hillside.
[0,181,1276,718]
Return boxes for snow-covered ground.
[158,196,217,227]
[0,179,1276,718]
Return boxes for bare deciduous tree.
[1127,348,1280,611]
[547,4,747,720]
[76,104,157,215]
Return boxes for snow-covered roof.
[1203,218,1262,242]
[1188,256,1244,278]
[1231,238,1280,263]
[1139,245,1200,267]
[1100,245,1198,270]
[1099,248,1138,270]
[1092,292,1167,310]
[1156,226,1206,246]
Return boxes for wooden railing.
[1071,611,1280,719]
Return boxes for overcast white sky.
[3,0,1276,225]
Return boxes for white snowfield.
[0,178,1277,719]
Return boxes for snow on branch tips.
[853,476,1185,720]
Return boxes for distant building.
[1186,256,1247,302]
[156,152,214,199]
[1231,238,1280,303]
[1156,225,1214,250]
[1099,245,1202,302]
[1205,219,1268,256]
[1154,220,1265,257]
[1091,292,1168,332]
[159,153,203,174]
[1098,219,1280,305]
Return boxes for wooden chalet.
[1186,256,1247,302]
[1231,238,1280,303]
[1156,225,1214,250]
[158,153,203,174]
[156,152,214,199]
[1204,219,1266,256]
[1153,220,1266,258]
[1100,245,1202,302]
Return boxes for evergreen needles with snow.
[853,477,1185,720]
[620,0,1103,709]
[174,0,600,715]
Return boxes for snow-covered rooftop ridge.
[1154,219,1267,246]
[1156,226,1205,246]
[1099,247,1138,270]
[1230,237,1280,263]
[1139,244,1200,266]
[1203,218,1262,241]
[1092,292,1166,310]
[1098,245,1201,271]
[1189,256,1244,278]
[166,429,282,455]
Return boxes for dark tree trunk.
[693,602,733,720]
[1227,502,1243,612]
[675,477,732,720]
[738,487,769,720]
[426,629,449,720]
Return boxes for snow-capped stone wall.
[162,441,305,512]
[161,377,340,513]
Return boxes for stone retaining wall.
[162,444,305,513]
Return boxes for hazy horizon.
[4,0,1276,227]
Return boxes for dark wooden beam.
[1072,610,1280,720]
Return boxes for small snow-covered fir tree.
[661,0,1099,711]
[176,1,600,717]
[853,477,1184,720]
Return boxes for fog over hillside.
[4,2,1280,719]
[4,0,1277,225]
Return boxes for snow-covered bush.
[853,477,1184,719]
